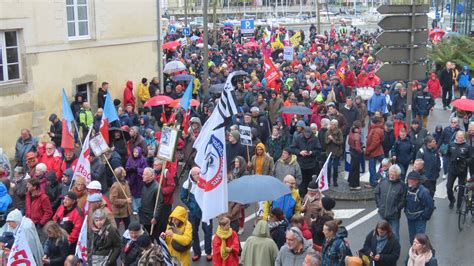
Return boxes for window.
[0,31,21,83]
[66,0,89,39]
[76,82,91,102]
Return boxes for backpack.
[271,193,297,221]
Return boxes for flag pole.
[150,160,166,236]
[72,121,83,147]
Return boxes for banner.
[193,72,239,222]
[8,219,37,266]
[317,152,332,192]
[75,215,88,265]
[263,53,281,85]
[283,46,294,61]
[72,128,92,186]
[289,31,301,47]
[61,89,75,150]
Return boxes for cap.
[321,197,336,211]
[87,193,102,202]
[63,168,74,178]
[65,191,78,201]
[136,235,152,248]
[26,152,36,160]
[230,130,240,141]
[49,113,58,122]
[307,181,319,192]
[407,171,423,181]
[0,232,15,250]
[87,180,102,190]
[296,120,306,127]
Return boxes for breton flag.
[75,215,88,265]
[316,152,332,192]
[100,92,119,144]
[72,128,92,186]
[61,89,75,150]
[193,72,239,222]
[8,218,37,266]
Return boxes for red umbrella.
[429,28,445,44]
[144,95,174,107]
[169,98,200,108]
[452,98,474,112]
[243,41,259,49]
[162,40,181,50]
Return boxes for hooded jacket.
[126,146,148,197]
[250,143,274,175]
[404,184,434,221]
[368,91,387,114]
[180,176,202,218]
[263,187,301,221]
[52,203,84,244]
[273,154,303,185]
[164,206,193,266]
[241,220,279,266]
[375,178,407,220]
[366,123,385,158]
[25,190,53,226]
[0,182,12,212]
[212,228,240,266]
[137,82,150,103]
[321,226,351,266]
[123,80,136,108]
[275,227,313,266]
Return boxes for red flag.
[263,53,281,85]
[336,60,346,81]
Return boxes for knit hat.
[230,130,240,141]
[136,234,152,248]
[93,208,106,220]
[63,168,74,178]
[321,197,336,211]
[87,193,102,202]
[296,120,306,127]
[395,113,404,120]
[65,191,78,201]
[303,126,313,138]
[385,120,394,130]
[307,181,319,192]
[0,232,15,250]
[35,163,47,172]
[407,171,423,181]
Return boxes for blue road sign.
[446,3,451,12]
[240,19,254,34]
[435,12,440,19]
[168,25,176,34]
[182,27,190,36]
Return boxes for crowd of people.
[0,21,473,266]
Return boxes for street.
[168,99,473,266]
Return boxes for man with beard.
[61,149,77,173]
[39,142,62,179]
[52,191,85,254]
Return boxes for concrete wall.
[0,0,160,158]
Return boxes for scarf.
[375,234,388,254]
[408,247,433,266]
[215,225,233,260]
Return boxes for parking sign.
[168,25,176,34]
[183,27,190,36]
[240,19,254,34]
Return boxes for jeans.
[189,215,212,256]
[359,153,366,173]
[407,219,427,245]
[327,156,340,186]
[380,215,400,240]
[369,156,383,187]
[132,197,141,213]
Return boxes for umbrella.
[228,175,290,204]
[162,40,180,50]
[279,106,312,115]
[108,127,131,141]
[190,35,200,42]
[209,83,225,93]
[144,95,174,107]
[196,43,211,49]
[171,74,194,82]
[163,61,186,74]
[232,70,249,77]
[169,98,200,108]
[452,98,474,112]
[243,41,259,49]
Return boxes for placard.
[239,125,252,146]
[90,133,109,157]
[157,127,179,162]
[284,46,294,61]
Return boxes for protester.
[366,116,385,188]
[69,175,87,210]
[406,234,438,266]
[212,216,240,266]
[391,128,414,180]
[416,136,441,198]
[301,181,322,225]
[325,119,344,187]
[263,175,301,221]
[446,130,471,210]
[121,222,148,265]
[153,158,176,235]
[249,143,274,175]
[321,220,351,266]
[109,167,132,230]
[311,197,336,252]
[290,214,312,240]
[138,167,164,240]
[126,147,147,215]
[240,220,279,266]
[88,208,121,266]
[42,221,69,266]
[10,166,28,212]
[361,220,401,266]
[161,205,193,266]
[273,148,302,185]
[25,178,53,231]
[52,191,84,254]
[275,227,312,266]
[15,129,38,168]
[348,121,363,190]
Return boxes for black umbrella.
[279,106,312,115]
[109,127,131,141]
[209,83,225,93]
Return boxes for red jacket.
[53,204,85,244]
[156,168,176,205]
[123,80,136,108]
[365,123,385,158]
[301,222,313,240]
[25,192,53,226]
[393,120,407,140]
[39,153,63,179]
[343,70,356,89]
[212,230,240,266]
[427,78,441,99]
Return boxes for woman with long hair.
[42,221,69,266]
[321,219,351,266]
[361,220,401,266]
[406,234,438,266]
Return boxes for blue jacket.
[466,83,474,100]
[416,146,441,181]
[0,183,12,212]
[368,92,387,114]
[391,137,414,165]
[404,184,434,221]
[458,71,471,88]
[413,91,434,116]
[180,178,202,219]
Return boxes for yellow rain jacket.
[165,206,193,266]
[137,83,150,103]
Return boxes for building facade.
[0,0,160,157]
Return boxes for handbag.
[439,143,448,155]
[169,224,192,252]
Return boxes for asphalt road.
[144,98,473,266]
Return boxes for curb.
[322,181,375,201]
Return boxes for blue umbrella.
[228,175,290,204]
[171,74,194,82]
[279,105,312,115]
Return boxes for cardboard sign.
[239,125,252,146]
[90,133,109,157]
[284,46,294,61]
[157,127,179,162]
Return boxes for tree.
[428,36,474,70]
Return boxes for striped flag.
[75,215,88,265]
[193,72,239,222]
[61,89,75,150]
[8,218,37,266]
[72,128,92,186]
[317,152,332,192]
[100,92,119,144]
